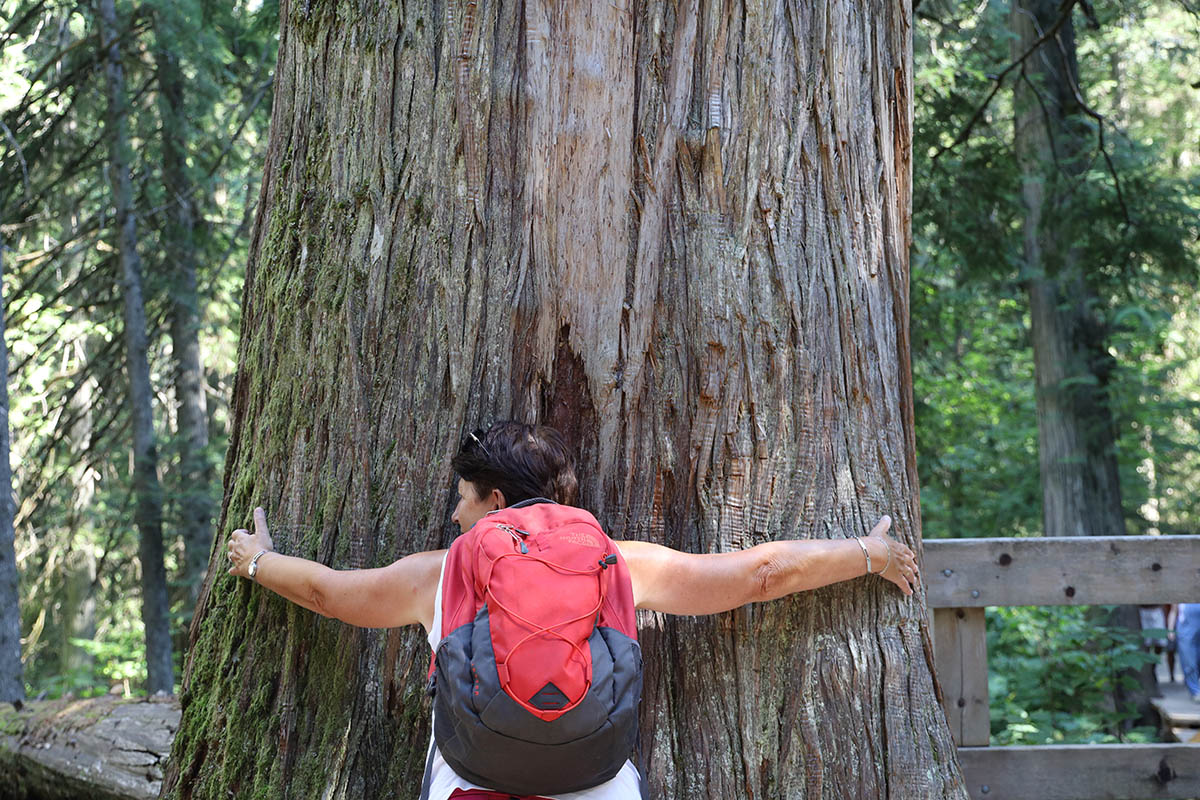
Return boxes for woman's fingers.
[873,529,919,595]
[226,511,275,580]
[253,507,269,537]
[227,529,252,576]
[869,515,892,538]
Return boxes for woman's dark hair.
[451,421,578,506]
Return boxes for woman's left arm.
[617,515,919,615]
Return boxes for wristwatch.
[248,550,268,582]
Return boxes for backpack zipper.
[496,522,529,554]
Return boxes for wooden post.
[933,607,990,747]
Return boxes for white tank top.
[424,556,643,800]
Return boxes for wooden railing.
[924,535,1200,800]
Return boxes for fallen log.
[0,694,179,800]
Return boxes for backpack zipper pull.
[598,554,618,569]
[498,523,529,554]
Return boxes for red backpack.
[421,500,643,798]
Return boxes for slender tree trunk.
[0,239,24,706]
[156,40,215,611]
[1013,0,1124,539]
[61,341,98,683]
[1011,0,1156,722]
[60,549,96,681]
[98,0,173,695]
[164,2,965,797]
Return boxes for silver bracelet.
[248,549,268,582]
[880,541,893,575]
[856,537,872,575]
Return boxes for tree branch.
[1050,30,1133,225]
[932,0,1080,161]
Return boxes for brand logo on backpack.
[530,681,569,711]
[558,530,600,549]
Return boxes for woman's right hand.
[866,515,920,596]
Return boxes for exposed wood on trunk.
[0,696,179,800]
[163,1,966,798]
[97,0,173,696]
[0,239,23,705]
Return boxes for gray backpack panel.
[432,604,642,796]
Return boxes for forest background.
[0,0,1197,746]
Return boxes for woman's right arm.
[227,507,445,630]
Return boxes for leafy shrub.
[988,605,1159,744]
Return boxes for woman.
[227,422,920,799]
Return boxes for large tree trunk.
[0,240,23,705]
[1011,0,1156,721]
[156,37,215,612]
[98,0,174,696]
[164,1,966,798]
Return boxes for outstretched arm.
[227,508,444,630]
[617,516,918,615]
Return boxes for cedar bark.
[98,0,174,695]
[0,240,23,705]
[164,1,966,797]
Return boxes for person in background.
[1140,604,1175,683]
[1175,603,1200,702]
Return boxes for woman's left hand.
[227,507,274,578]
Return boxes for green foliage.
[1,0,276,695]
[911,253,1043,538]
[913,0,1200,540]
[987,605,1159,744]
[914,0,1200,749]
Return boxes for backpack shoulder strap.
[439,529,483,641]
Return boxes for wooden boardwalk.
[1152,681,1200,743]
[926,536,1200,799]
